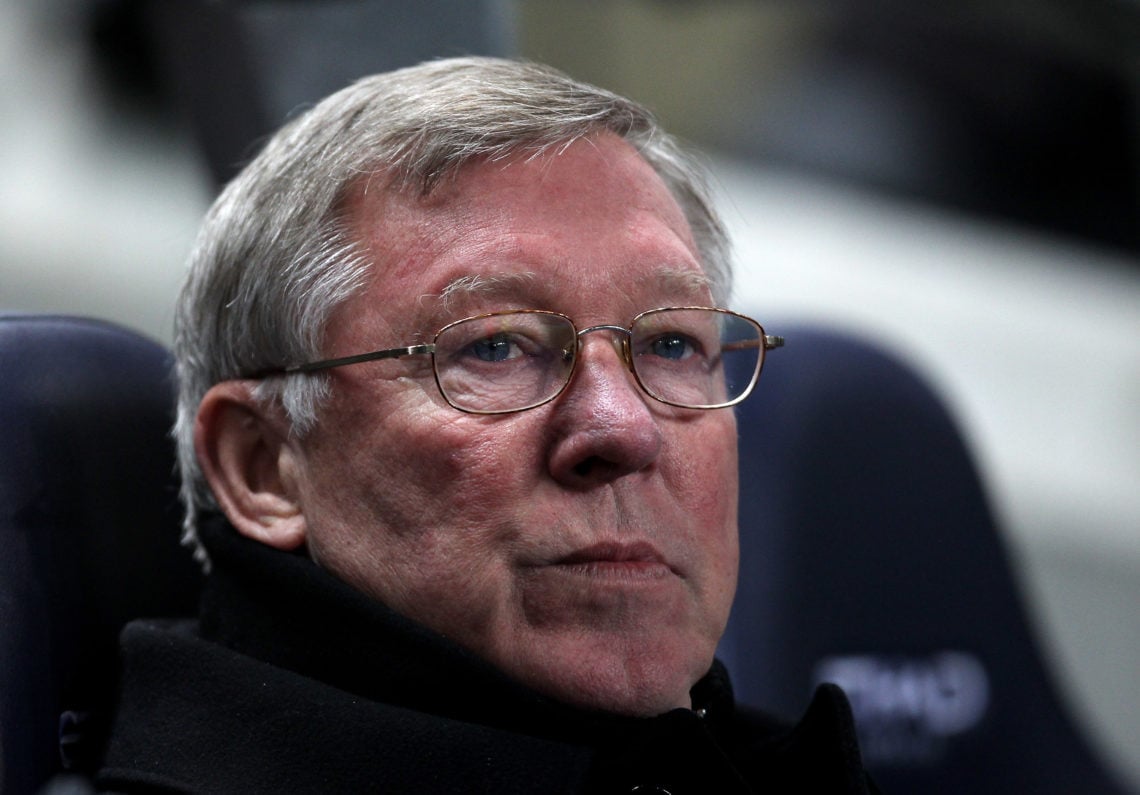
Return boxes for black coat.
[96,518,876,794]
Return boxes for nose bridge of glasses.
[575,324,633,369]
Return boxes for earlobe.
[195,382,307,551]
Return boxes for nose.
[546,331,663,488]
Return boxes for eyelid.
[634,330,703,357]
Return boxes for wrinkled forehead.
[334,135,710,336]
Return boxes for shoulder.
[97,621,591,794]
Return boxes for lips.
[552,541,675,580]
[558,541,665,566]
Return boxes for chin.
[526,647,708,718]
[568,676,695,718]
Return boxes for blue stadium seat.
[0,315,202,795]
[720,324,1131,793]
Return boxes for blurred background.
[1,0,1136,789]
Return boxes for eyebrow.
[425,265,717,320]
[434,271,540,313]
[654,267,716,303]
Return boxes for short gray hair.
[174,56,733,562]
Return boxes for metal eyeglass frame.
[244,306,784,415]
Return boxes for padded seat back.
[721,324,1129,794]
[0,314,203,795]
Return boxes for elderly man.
[95,58,874,793]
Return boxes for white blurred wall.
[0,0,211,340]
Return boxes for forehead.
[339,134,709,333]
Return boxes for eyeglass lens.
[435,312,577,413]
[432,309,763,414]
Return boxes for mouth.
[551,541,674,580]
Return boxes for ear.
[194,381,307,551]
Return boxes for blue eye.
[468,333,516,362]
[649,333,697,360]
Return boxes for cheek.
[297,402,540,579]
[669,415,738,528]
[301,411,548,647]
[311,439,446,539]
[670,416,740,593]
[394,417,545,540]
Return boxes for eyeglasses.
[248,307,783,415]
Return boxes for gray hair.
[174,56,733,562]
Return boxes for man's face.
[291,134,739,716]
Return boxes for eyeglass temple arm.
[246,343,436,378]
[721,335,785,354]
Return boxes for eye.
[646,331,700,361]
[466,333,520,363]
[460,330,531,362]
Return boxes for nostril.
[571,456,632,484]
[573,457,599,479]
